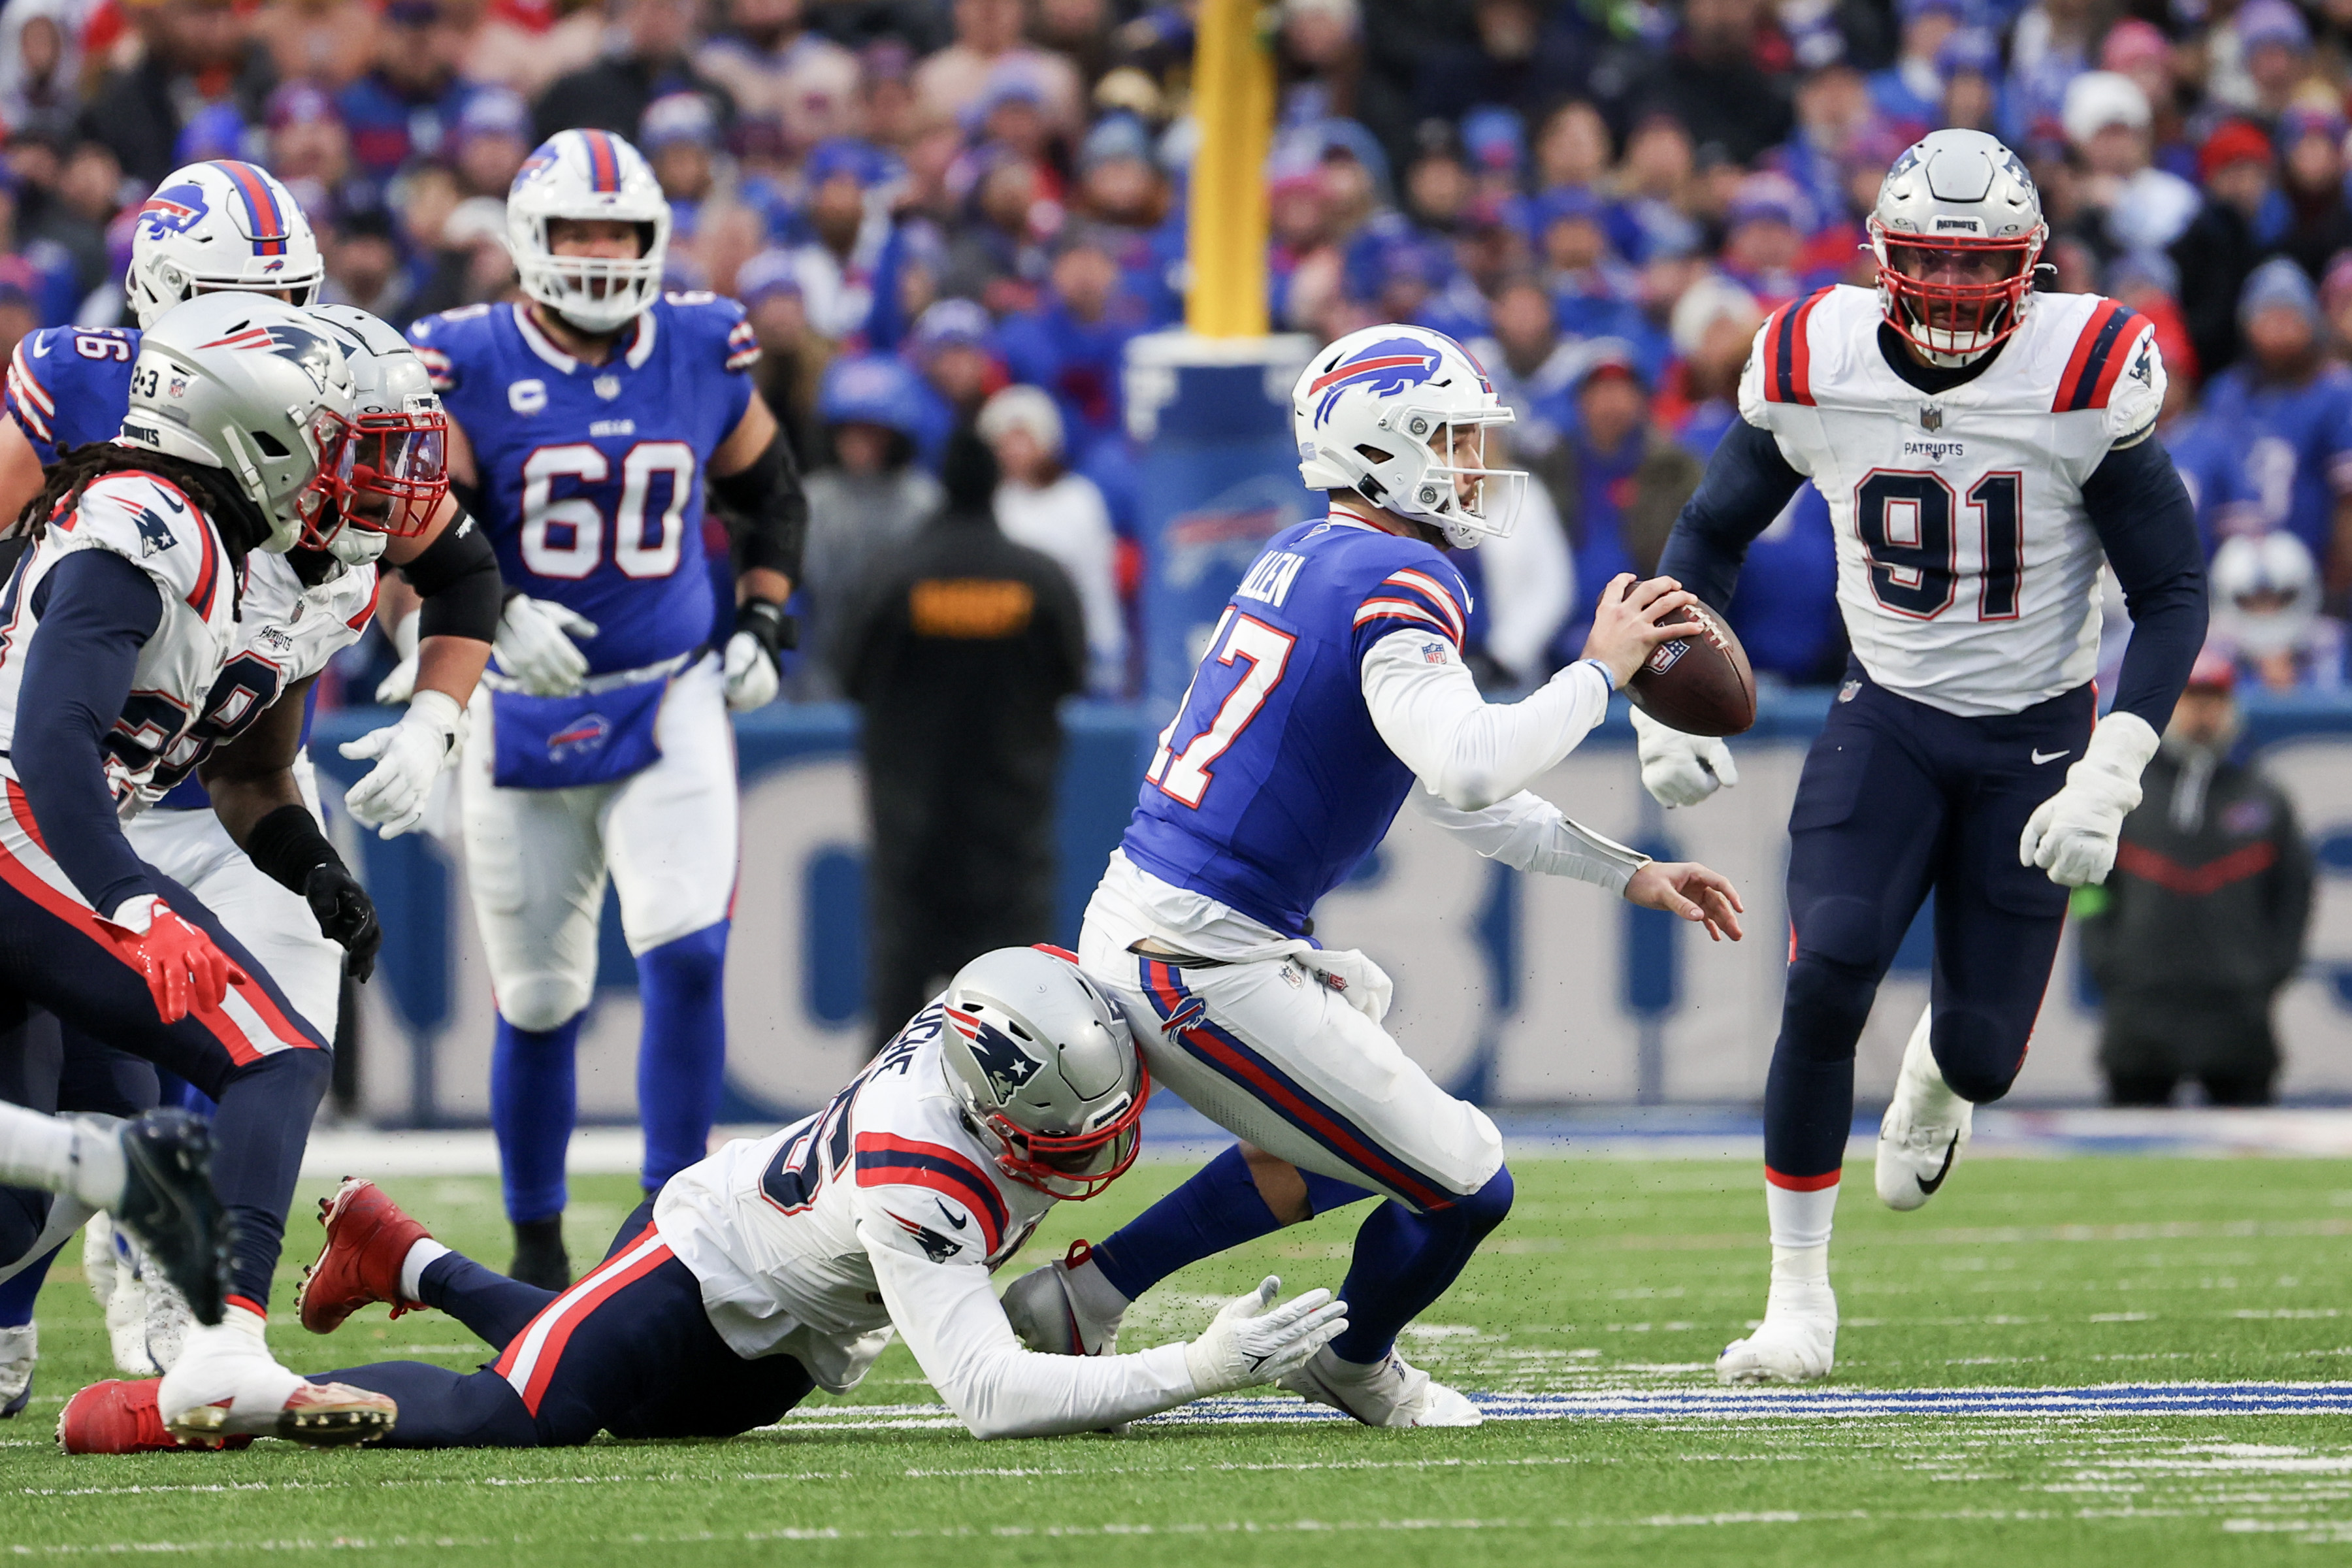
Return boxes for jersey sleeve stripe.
[2053,300,2133,412]
[1352,599,1454,638]
[1787,288,1827,406]
[8,342,54,418]
[2085,315,2151,412]
[853,1134,1008,1251]
[412,345,454,391]
[345,574,380,632]
[1382,568,1466,639]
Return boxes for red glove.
[103,896,246,1024]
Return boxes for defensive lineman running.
[1637,129,2206,1382]
[1004,323,1744,1428]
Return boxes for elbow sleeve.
[2082,435,2209,727]
[709,427,808,581]
[402,507,504,644]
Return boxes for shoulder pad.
[406,305,499,392]
[858,1183,987,1266]
[5,332,64,448]
[2102,319,2166,445]
[64,472,225,620]
[2050,297,2153,417]
[661,290,759,374]
[1751,288,1834,410]
[849,1130,1008,1258]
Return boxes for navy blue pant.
[321,1197,815,1447]
[1765,665,2093,1184]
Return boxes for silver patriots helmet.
[1869,129,2048,367]
[304,303,449,563]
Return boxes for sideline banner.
[313,694,2352,1126]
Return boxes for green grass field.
[12,1154,2352,1565]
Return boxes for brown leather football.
[1622,593,1757,738]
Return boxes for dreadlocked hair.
[20,443,276,580]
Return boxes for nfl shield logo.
[1919,404,1942,432]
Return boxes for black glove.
[734,597,797,656]
[304,862,382,983]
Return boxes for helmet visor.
[299,406,451,549]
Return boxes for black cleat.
[508,1217,571,1291]
[112,1110,235,1327]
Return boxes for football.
[1623,590,1757,738]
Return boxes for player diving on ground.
[998,323,1747,1428]
[1632,129,2206,1383]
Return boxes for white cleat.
[144,1276,193,1373]
[0,1322,34,1418]
[1876,1005,1971,1213]
[157,1305,395,1446]
[1716,1274,1838,1385]
[82,1213,120,1313]
[1280,1347,1482,1428]
[103,1264,156,1375]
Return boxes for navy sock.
[209,1047,329,1309]
[1328,1165,1515,1365]
[0,1241,61,1328]
[419,1250,556,1350]
[634,923,728,1193]
[314,1361,538,1448]
[492,1015,582,1224]
[1092,1145,1371,1301]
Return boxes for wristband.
[735,597,798,655]
[1578,657,1618,693]
[244,804,346,898]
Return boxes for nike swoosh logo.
[934,1199,967,1230]
[2031,749,2069,766]
[1916,1133,1961,1196]
[27,340,48,357]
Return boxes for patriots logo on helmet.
[945,1007,1042,1102]
[547,713,610,762]
[197,321,341,395]
[1307,336,1443,426]
[135,184,211,238]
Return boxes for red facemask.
[1874,227,2044,360]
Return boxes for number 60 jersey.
[408,293,759,676]
[1741,284,2164,717]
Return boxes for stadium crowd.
[1,0,2348,697]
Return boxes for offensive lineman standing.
[1633,130,2206,1382]
[409,129,806,1290]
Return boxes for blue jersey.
[410,295,759,677]
[1120,515,1473,937]
[2198,362,2352,566]
[5,326,140,465]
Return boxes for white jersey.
[1739,284,2165,717]
[654,1005,1198,1438]
[0,471,237,804]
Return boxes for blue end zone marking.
[1131,1384,2352,1424]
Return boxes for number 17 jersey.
[1740,284,2164,718]
[408,294,759,676]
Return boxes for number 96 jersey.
[1740,284,2165,718]
[408,293,759,677]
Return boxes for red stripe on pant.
[495,1227,672,1415]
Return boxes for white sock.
[399,1239,451,1303]
[1766,1177,1839,1250]
[1899,1007,1964,1117]
[1062,1255,1131,1324]
[0,1105,125,1210]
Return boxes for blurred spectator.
[2170,122,2285,382]
[320,202,412,319]
[2272,106,2352,284]
[451,0,606,96]
[0,269,41,361]
[738,250,834,462]
[1415,0,1594,127]
[78,0,280,186]
[449,88,532,200]
[1655,271,1763,445]
[1527,188,1650,348]
[2063,72,2198,269]
[797,354,943,699]
[2078,652,2313,1107]
[408,193,515,317]
[977,384,1124,694]
[336,0,472,195]
[939,146,1053,315]
[996,226,1147,463]
[781,137,895,340]
[695,0,861,149]
[257,0,378,90]
[1529,99,1610,194]
[2,3,88,141]
[2213,0,2315,122]
[2100,20,2191,180]
[2209,531,2347,689]
[907,297,1004,463]
[265,82,355,221]
[913,0,1083,133]
[1868,0,1965,135]
[1718,171,1832,308]
[2200,260,2352,598]
[534,0,735,144]
[1933,27,2001,136]
[1552,348,1703,653]
[1458,425,1575,689]
[1629,0,1796,167]
[1277,0,1362,127]
[1470,278,1580,505]
[833,427,1086,1049]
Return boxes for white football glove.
[339,690,467,839]
[2018,710,2160,887]
[373,611,420,706]
[722,630,781,712]
[493,595,598,696]
[1631,706,1740,808]
[1181,1276,1348,1396]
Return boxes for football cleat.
[1876,1007,1972,1213]
[0,1323,34,1418]
[166,1380,399,1448]
[103,1251,156,1375]
[83,1213,120,1312]
[508,1217,570,1292]
[112,1109,234,1327]
[144,1276,193,1372]
[1279,1347,1482,1428]
[1716,1276,1838,1384]
[1000,1241,1122,1356]
[58,1379,252,1454]
[158,1305,397,1446]
[299,1178,433,1334]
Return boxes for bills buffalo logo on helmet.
[547,713,610,762]
[1307,336,1445,425]
[134,185,211,238]
[945,1006,1041,1102]
[197,321,342,395]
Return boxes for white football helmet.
[305,304,450,564]
[2212,530,2321,657]
[125,161,324,329]
[1870,129,2048,367]
[507,129,671,335]
[938,947,1149,1201]
[1292,323,1526,548]
[122,294,356,553]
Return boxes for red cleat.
[297,1178,434,1335]
[57,1379,250,1454]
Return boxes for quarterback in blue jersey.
[996,323,1744,1428]
[410,128,806,1292]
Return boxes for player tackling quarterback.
[1634,129,2206,1382]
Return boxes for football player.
[62,948,1347,1450]
[407,129,806,1292]
[0,293,401,1444]
[1000,323,1746,1428]
[1631,130,2207,1382]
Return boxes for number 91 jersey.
[408,293,759,676]
[1740,284,2164,718]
